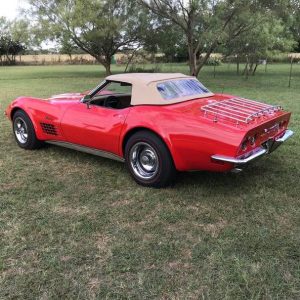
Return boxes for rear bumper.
[212,129,294,165]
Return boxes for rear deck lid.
[200,97,283,126]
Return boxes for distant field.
[15,53,216,65]
[14,53,300,65]
[15,53,157,65]
[15,54,97,64]
[0,64,299,299]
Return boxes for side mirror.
[82,95,92,103]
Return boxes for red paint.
[5,92,291,172]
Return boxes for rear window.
[157,79,210,100]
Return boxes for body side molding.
[46,141,125,162]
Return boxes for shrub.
[205,57,222,66]
[127,65,161,73]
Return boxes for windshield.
[157,79,211,100]
[98,81,132,95]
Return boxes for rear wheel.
[13,110,43,149]
[125,131,176,187]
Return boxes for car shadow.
[43,144,292,197]
[173,157,289,194]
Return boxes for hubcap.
[130,142,159,180]
[14,117,28,144]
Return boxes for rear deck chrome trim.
[46,141,125,162]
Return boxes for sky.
[0,0,27,20]
[0,0,56,49]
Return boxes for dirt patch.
[95,233,113,262]
[110,198,135,207]
[52,205,90,216]
[201,219,228,238]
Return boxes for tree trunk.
[125,49,138,73]
[249,62,254,74]
[245,57,249,80]
[187,33,216,77]
[236,56,240,75]
[105,64,111,75]
[188,43,196,76]
[242,58,249,76]
[194,46,215,77]
[95,55,112,76]
[6,53,12,65]
[243,57,249,78]
[252,63,258,75]
[104,62,111,75]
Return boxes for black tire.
[12,110,44,149]
[125,130,176,187]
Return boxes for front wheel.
[125,131,176,187]
[13,110,43,149]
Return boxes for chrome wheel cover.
[130,142,159,180]
[14,117,28,144]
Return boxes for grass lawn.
[0,63,299,299]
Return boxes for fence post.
[288,57,293,88]
[265,58,267,73]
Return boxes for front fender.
[5,97,67,141]
[5,98,42,136]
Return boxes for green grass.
[0,63,299,299]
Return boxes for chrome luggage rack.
[201,97,282,125]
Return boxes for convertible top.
[105,73,214,106]
[106,73,190,85]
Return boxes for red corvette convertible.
[5,73,293,187]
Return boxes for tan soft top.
[105,73,214,105]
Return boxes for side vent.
[40,123,58,136]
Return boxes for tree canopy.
[0,17,26,65]
[27,0,144,74]
[140,0,297,76]
[6,0,300,74]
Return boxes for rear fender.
[121,108,242,171]
[120,123,181,168]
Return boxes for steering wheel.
[103,95,118,108]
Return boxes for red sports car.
[5,73,293,187]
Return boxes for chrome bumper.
[275,129,294,143]
[212,129,294,165]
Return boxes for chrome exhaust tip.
[231,168,243,174]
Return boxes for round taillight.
[249,134,257,147]
[280,121,286,128]
[241,140,248,151]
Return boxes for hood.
[48,92,87,102]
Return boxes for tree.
[59,34,78,60]
[290,0,300,51]
[0,17,26,65]
[10,19,32,48]
[0,17,10,36]
[140,12,188,62]
[222,13,295,76]
[27,0,143,75]
[263,0,300,52]
[140,0,291,77]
